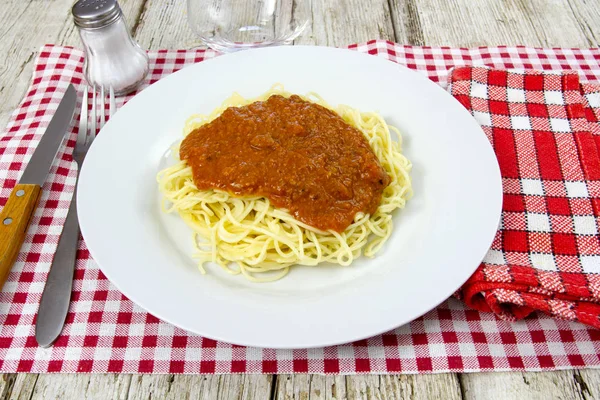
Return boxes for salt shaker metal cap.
[72,0,122,29]
[72,0,149,95]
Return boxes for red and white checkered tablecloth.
[0,40,599,374]
[450,67,600,329]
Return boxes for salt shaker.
[72,0,149,95]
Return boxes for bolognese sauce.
[179,95,390,232]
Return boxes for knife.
[0,84,77,290]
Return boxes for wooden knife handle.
[0,184,41,290]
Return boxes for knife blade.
[0,84,77,290]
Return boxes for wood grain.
[398,0,595,47]
[382,374,462,400]
[346,374,462,400]
[566,0,600,46]
[273,374,463,399]
[275,374,347,400]
[0,184,41,289]
[127,374,174,400]
[460,371,588,400]
[0,374,16,399]
[387,0,425,45]
[125,374,273,400]
[575,370,600,400]
[4,373,37,400]
[30,375,94,399]
[133,0,200,49]
[294,0,396,47]
[87,374,132,400]
[1,374,129,400]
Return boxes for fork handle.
[0,184,42,290]
[35,188,80,348]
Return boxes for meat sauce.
[179,95,390,232]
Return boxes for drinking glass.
[187,0,310,52]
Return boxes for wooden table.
[1,0,599,398]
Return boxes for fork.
[35,85,116,348]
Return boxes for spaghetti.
[157,85,412,282]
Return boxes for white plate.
[78,46,502,349]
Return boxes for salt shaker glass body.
[73,0,149,95]
[187,0,310,52]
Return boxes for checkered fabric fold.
[0,40,599,374]
[450,67,600,329]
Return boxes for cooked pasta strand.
[157,85,412,282]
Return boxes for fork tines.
[75,85,115,160]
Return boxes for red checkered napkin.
[450,67,600,328]
[0,41,599,374]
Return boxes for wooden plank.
[399,0,592,47]
[28,374,92,399]
[574,369,600,400]
[9,371,597,400]
[127,374,174,400]
[459,371,587,400]
[161,375,206,400]
[275,374,462,400]
[0,374,16,399]
[274,374,347,400]
[86,374,132,400]
[345,374,462,400]
[16,374,130,400]
[0,374,130,400]
[514,0,596,47]
[3,373,37,400]
[294,0,396,46]
[126,374,273,399]
[344,375,382,400]
[381,374,462,400]
[387,0,425,46]
[566,0,600,46]
[218,375,274,399]
[133,0,200,49]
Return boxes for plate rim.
[78,45,503,348]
